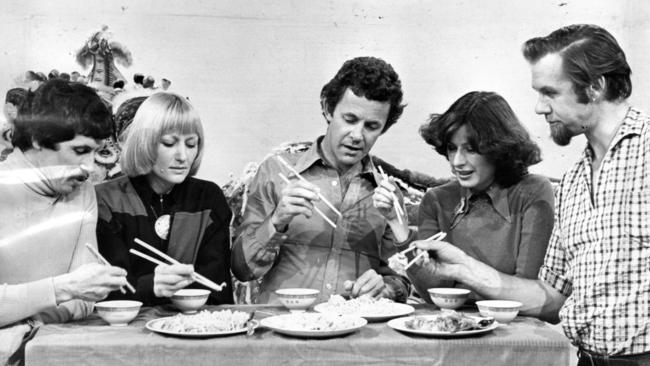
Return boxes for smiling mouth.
[455,171,474,178]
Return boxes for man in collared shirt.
[410,25,650,364]
[231,56,410,304]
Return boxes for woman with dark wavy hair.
[408,91,554,302]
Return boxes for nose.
[349,123,363,142]
[535,95,551,115]
[451,150,466,167]
[174,144,188,162]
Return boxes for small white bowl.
[476,300,522,324]
[95,300,142,326]
[428,288,470,310]
[171,289,210,313]
[275,288,320,312]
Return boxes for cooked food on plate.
[404,311,494,333]
[323,294,398,315]
[158,309,251,334]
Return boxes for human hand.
[412,239,468,279]
[271,179,320,230]
[153,263,195,298]
[372,179,404,223]
[343,269,386,298]
[53,263,127,303]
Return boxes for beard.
[550,122,574,146]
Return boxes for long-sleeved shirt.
[0,149,95,328]
[96,175,234,306]
[231,137,410,304]
[540,107,650,355]
[406,174,554,302]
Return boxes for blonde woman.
[96,92,233,306]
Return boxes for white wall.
[1,0,648,185]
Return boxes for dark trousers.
[577,349,650,366]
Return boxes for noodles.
[159,309,250,334]
[323,294,398,315]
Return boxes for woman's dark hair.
[420,91,541,187]
[12,79,113,151]
[522,24,631,103]
[320,56,405,133]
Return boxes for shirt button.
[331,180,338,186]
[281,235,288,240]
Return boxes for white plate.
[260,313,367,338]
[145,317,258,338]
[387,315,498,337]
[313,302,415,322]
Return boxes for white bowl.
[275,288,320,312]
[476,300,522,324]
[428,288,470,310]
[171,289,210,313]
[95,300,142,326]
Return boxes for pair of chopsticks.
[377,166,405,225]
[85,244,136,294]
[275,155,341,229]
[400,232,447,270]
[129,238,226,292]
[277,173,337,229]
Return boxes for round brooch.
[154,214,171,240]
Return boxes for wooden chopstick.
[404,251,427,270]
[277,172,337,229]
[274,155,342,217]
[85,244,136,294]
[398,232,447,260]
[129,249,225,293]
[132,238,226,292]
[377,165,404,225]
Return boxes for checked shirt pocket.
[626,190,650,245]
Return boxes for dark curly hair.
[320,56,405,132]
[13,79,113,151]
[420,91,541,188]
[522,24,631,103]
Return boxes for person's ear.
[588,77,606,102]
[320,98,332,124]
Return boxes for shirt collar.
[293,136,380,185]
[458,183,511,222]
[584,106,641,162]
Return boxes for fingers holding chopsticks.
[153,263,195,298]
[275,173,337,229]
[373,167,406,226]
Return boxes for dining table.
[24,303,574,366]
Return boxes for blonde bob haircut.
[120,92,204,177]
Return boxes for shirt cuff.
[393,228,417,250]
[538,265,572,297]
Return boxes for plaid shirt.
[539,107,650,355]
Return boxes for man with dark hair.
[232,56,410,304]
[0,79,127,362]
[409,24,650,364]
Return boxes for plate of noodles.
[145,309,257,338]
[387,312,497,337]
[313,294,414,322]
